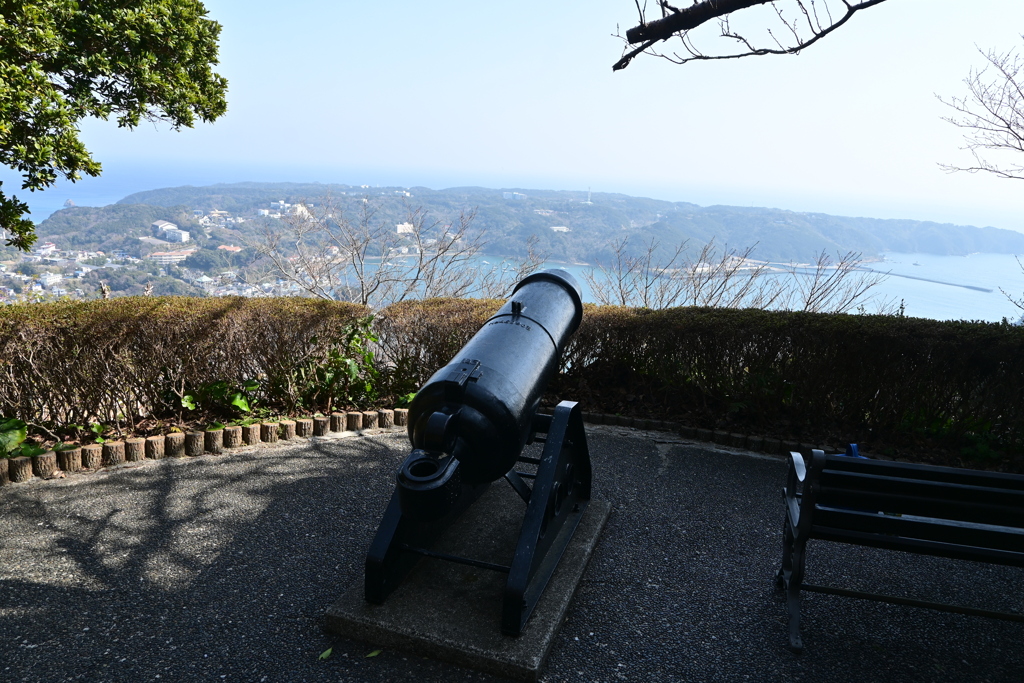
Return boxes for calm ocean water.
[860,253,1024,323]
[543,253,1024,323]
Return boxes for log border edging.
[0,408,789,488]
[0,409,410,487]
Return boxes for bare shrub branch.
[476,235,548,299]
[999,256,1024,314]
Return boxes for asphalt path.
[1,427,1021,682]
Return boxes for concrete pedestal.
[325,483,611,681]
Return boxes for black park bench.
[777,446,1024,651]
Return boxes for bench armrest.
[789,451,807,483]
[785,450,826,538]
[784,452,805,531]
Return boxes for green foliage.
[395,392,417,408]
[960,433,1002,462]
[182,379,259,417]
[90,423,107,444]
[0,417,28,457]
[0,1,228,250]
[182,248,231,273]
[294,316,380,412]
[17,443,47,457]
[35,204,202,258]
[1,416,56,457]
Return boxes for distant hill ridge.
[102,181,1024,262]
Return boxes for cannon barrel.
[405,269,583,484]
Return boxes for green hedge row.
[3,297,1022,465]
[0,297,368,428]
[553,306,1024,460]
[376,301,1024,463]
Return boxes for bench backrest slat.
[820,469,1024,508]
[814,507,1024,553]
[817,483,1024,527]
[823,455,1024,491]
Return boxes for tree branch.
[614,0,889,71]
[939,38,1024,181]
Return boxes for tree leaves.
[0,0,229,250]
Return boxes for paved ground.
[1,426,1022,682]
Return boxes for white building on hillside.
[148,249,196,265]
[150,220,189,242]
[163,228,190,242]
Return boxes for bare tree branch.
[246,196,545,307]
[939,38,1024,181]
[583,238,890,313]
[476,235,548,299]
[789,250,889,313]
[999,256,1024,315]
[613,0,889,71]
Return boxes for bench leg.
[778,513,806,652]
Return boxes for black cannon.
[365,269,592,635]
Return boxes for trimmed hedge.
[3,296,1022,467]
[0,297,368,427]
[375,301,1024,464]
[556,306,1024,459]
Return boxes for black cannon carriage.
[365,269,593,635]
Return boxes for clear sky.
[7,0,1024,231]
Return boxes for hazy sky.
[7,0,1024,231]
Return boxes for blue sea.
[855,253,1024,323]
[541,254,1024,324]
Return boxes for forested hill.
[102,181,1024,263]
